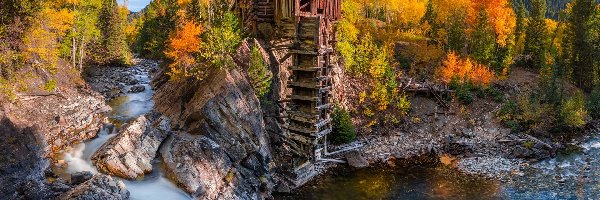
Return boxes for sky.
[118,0,152,12]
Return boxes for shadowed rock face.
[153,54,273,198]
[57,174,129,200]
[92,114,170,179]
[0,117,52,199]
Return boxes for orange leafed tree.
[165,20,204,79]
[439,52,494,87]
[475,0,516,46]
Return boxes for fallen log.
[523,134,553,149]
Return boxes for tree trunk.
[79,35,86,72]
[72,36,77,68]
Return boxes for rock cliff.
[0,73,111,198]
[153,40,274,198]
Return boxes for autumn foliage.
[439,52,495,87]
[165,21,204,79]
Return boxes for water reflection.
[287,136,600,200]
[286,163,502,200]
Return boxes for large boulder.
[154,67,271,163]
[345,150,369,168]
[161,133,269,199]
[91,114,170,179]
[153,46,274,198]
[57,174,129,200]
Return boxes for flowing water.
[57,66,191,200]
[56,63,600,199]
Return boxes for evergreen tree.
[514,0,527,54]
[471,8,496,65]
[247,44,272,97]
[186,0,204,23]
[447,12,466,53]
[97,0,130,66]
[566,0,597,92]
[524,0,547,69]
[593,6,600,82]
[135,0,178,59]
[421,0,439,46]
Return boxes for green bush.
[523,140,535,149]
[486,86,504,102]
[497,100,519,122]
[456,85,473,104]
[43,79,57,92]
[247,44,272,97]
[560,91,588,128]
[587,86,600,119]
[396,94,411,116]
[331,105,356,144]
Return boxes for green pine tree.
[135,0,178,59]
[247,44,272,97]
[98,0,131,66]
[421,0,439,46]
[471,8,496,66]
[514,0,527,54]
[566,0,597,92]
[524,0,547,69]
[447,12,466,53]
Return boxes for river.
[57,64,191,200]
[285,136,600,199]
[56,62,600,199]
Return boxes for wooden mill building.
[252,0,342,185]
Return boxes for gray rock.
[345,150,369,168]
[154,67,271,164]
[57,174,129,200]
[49,179,72,193]
[160,133,266,199]
[275,182,291,193]
[91,115,170,179]
[153,65,273,197]
[513,146,533,158]
[70,171,93,185]
[128,85,145,93]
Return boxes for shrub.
[560,91,588,128]
[486,86,504,102]
[247,44,272,98]
[396,94,411,116]
[523,140,535,149]
[331,105,356,144]
[587,86,600,119]
[455,85,473,104]
[43,79,57,92]
[438,52,495,88]
[497,100,519,122]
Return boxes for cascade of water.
[60,64,190,200]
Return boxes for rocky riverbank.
[326,68,600,184]
[0,62,121,198]
[85,59,159,100]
